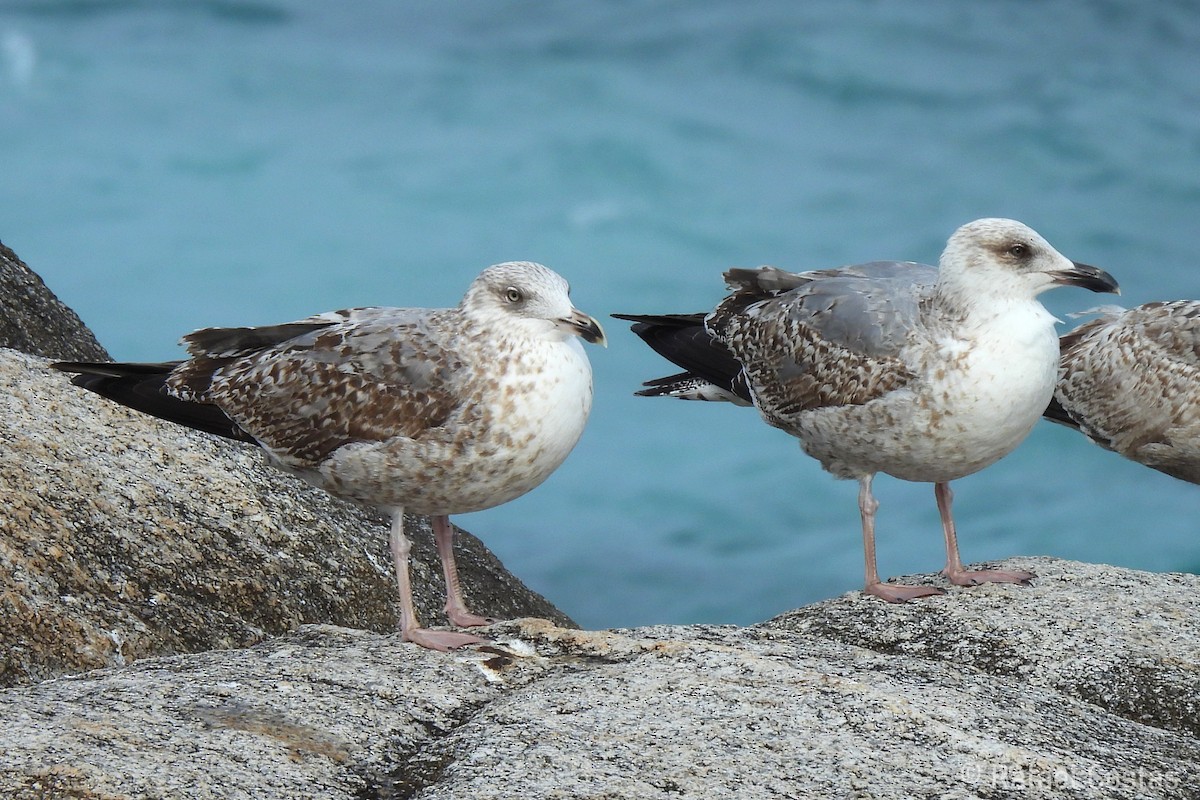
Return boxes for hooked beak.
[1050,261,1120,295]
[558,308,608,347]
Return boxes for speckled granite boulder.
[0,241,109,361]
[4,244,1199,798]
[1,562,1198,799]
[0,347,572,687]
[771,559,1200,739]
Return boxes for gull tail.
[611,312,752,405]
[50,360,256,444]
[635,372,752,405]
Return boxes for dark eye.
[1007,242,1030,259]
[503,287,523,304]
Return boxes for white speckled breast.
[791,303,1059,483]
[309,332,593,514]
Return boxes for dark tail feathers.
[611,312,751,403]
[50,361,256,444]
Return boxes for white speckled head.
[938,218,1118,301]
[461,261,606,345]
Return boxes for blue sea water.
[2,0,1199,629]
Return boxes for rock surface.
[0,242,109,362]
[2,559,1199,799]
[1,347,572,688]
[5,247,1200,798]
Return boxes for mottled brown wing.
[709,262,932,423]
[1054,313,1125,448]
[1131,300,1200,362]
[717,308,915,423]
[173,308,468,467]
[1056,302,1200,459]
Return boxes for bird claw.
[944,568,1036,587]
[402,627,487,652]
[865,582,946,603]
[445,610,499,628]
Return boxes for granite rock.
[0,242,109,362]
[2,561,1199,799]
[0,347,572,688]
[4,245,1199,798]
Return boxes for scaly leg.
[433,515,497,627]
[860,475,943,602]
[936,482,1034,587]
[389,509,483,651]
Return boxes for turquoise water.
[3,1,1199,628]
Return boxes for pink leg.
[860,475,944,603]
[389,509,484,651]
[936,482,1034,587]
[432,515,497,628]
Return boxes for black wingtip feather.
[51,360,257,445]
[1042,396,1081,431]
[611,312,707,327]
[51,360,184,378]
[612,312,752,403]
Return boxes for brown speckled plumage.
[617,219,1120,603]
[53,261,606,651]
[710,264,922,427]
[1050,300,1200,484]
[168,311,462,467]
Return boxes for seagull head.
[463,261,607,346]
[939,218,1120,301]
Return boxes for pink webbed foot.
[402,627,488,652]
[944,567,1036,587]
[445,609,499,628]
[865,581,946,603]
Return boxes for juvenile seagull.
[616,219,1118,602]
[1046,300,1200,484]
[54,261,605,651]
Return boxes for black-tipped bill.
[1051,261,1120,295]
[560,309,608,346]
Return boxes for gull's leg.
[389,509,483,651]
[860,475,944,602]
[936,482,1035,587]
[433,515,497,627]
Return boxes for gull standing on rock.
[1046,300,1200,484]
[616,219,1119,602]
[54,261,606,651]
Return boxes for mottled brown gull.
[1045,300,1200,484]
[53,261,606,651]
[616,219,1119,602]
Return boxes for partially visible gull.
[616,218,1119,602]
[1046,300,1200,484]
[53,261,606,651]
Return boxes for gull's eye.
[1007,242,1030,259]
[504,287,524,304]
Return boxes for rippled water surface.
[3,0,1198,627]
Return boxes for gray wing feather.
[182,307,393,358]
[709,261,937,419]
[729,261,937,358]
